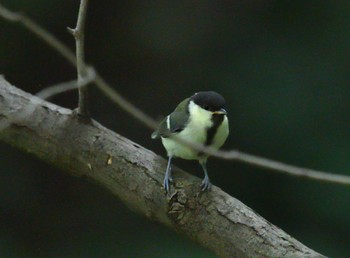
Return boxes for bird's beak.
[213,108,227,115]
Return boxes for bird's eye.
[203,105,210,111]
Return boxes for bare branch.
[170,139,350,186]
[36,67,95,100]
[0,3,76,66]
[218,149,350,186]
[0,3,349,188]
[69,0,90,116]
[36,79,77,100]
[0,3,171,128]
[0,78,325,258]
[0,4,156,128]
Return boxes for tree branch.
[1,4,349,188]
[0,3,76,66]
[0,77,324,258]
[35,67,95,100]
[68,0,90,116]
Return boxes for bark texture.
[0,77,325,258]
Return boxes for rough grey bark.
[0,76,325,258]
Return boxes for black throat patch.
[205,114,225,146]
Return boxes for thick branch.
[0,77,324,258]
[1,4,348,187]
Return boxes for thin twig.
[0,4,76,66]
[68,0,90,116]
[93,74,158,129]
[0,3,157,128]
[219,149,350,186]
[1,3,350,187]
[36,67,95,100]
[36,79,77,100]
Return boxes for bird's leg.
[168,165,173,182]
[163,156,173,192]
[200,160,212,191]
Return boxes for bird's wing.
[151,98,190,139]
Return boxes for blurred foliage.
[0,0,349,257]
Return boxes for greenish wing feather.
[151,98,190,139]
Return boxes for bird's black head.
[191,91,226,113]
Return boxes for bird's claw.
[163,176,171,193]
[168,175,174,182]
[201,177,212,191]
[163,157,173,193]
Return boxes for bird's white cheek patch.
[188,101,213,129]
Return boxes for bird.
[151,91,229,192]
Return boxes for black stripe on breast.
[205,114,225,146]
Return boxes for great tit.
[152,91,229,192]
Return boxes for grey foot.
[168,166,173,182]
[163,175,171,193]
[201,177,212,191]
[163,156,173,193]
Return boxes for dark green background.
[1,1,349,257]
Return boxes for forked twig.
[0,3,349,187]
[68,0,90,116]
